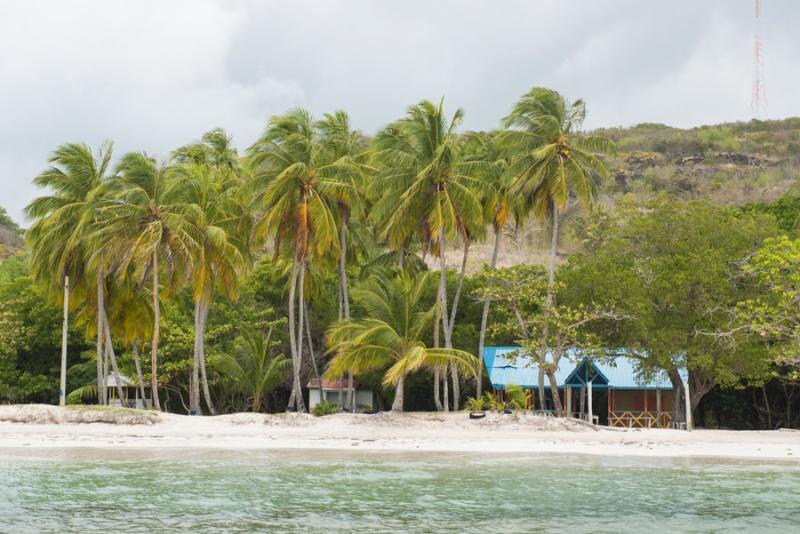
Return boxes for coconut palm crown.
[325,270,478,412]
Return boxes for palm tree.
[316,111,371,410]
[248,109,344,412]
[462,131,527,398]
[25,142,117,405]
[371,99,481,410]
[220,329,292,412]
[102,274,153,405]
[96,152,197,411]
[325,271,478,412]
[500,87,615,413]
[173,129,248,415]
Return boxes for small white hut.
[106,374,151,409]
[307,378,373,412]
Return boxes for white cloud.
[1,0,798,223]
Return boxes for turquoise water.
[0,449,798,533]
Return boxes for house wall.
[611,389,674,412]
[309,389,322,408]
[309,389,374,412]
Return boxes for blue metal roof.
[483,346,676,390]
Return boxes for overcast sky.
[2,0,798,223]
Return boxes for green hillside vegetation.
[0,207,22,258]
[598,118,800,203]
[437,118,800,269]
[3,86,800,429]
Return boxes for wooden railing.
[608,411,672,429]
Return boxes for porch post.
[587,379,593,424]
[656,388,661,427]
[683,375,693,431]
[566,385,572,418]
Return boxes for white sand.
[0,405,798,461]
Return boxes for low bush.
[312,400,338,416]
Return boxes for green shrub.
[506,384,530,412]
[465,396,486,411]
[312,400,338,416]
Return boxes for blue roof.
[483,346,676,390]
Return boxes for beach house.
[483,346,678,428]
[105,373,151,409]
[307,378,374,412]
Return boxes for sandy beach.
[0,405,796,461]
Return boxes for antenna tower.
[751,0,767,118]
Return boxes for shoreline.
[0,407,798,461]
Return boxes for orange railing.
[608,411,672,429]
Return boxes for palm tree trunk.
[447,239,469,340]
[303,298,323,405]
[150,251,162,411]
[339,218,351,320]
[442,365,449,412]
[132,338,147,407]
[477,226,502,398]
[446,239,469,410]
[103,342,109,403]
[391,374,405,412]
[336,257,344,410]
[103,342,109,398]
[539,205,560,414]
[433,285,443,411]
[293,256,307,413]
[438,226,450,342]
[450,365,460,411]
[198,299,216,415]
[287,252,299,410]
[190,300,201,415]
[100,308,125,405]
[96,271,106,405]
[546,206,559,309]
[338,217,354,411]
[438,225,450,412]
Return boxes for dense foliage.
[3,89,800,428]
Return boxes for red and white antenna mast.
[751,0,767,118]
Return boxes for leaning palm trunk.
[303,299,323,401]
[337,218,354,411]
[476,226,502,398]
[446,239,470,410]
[103,342,109,398]
[96,271,106,405]
[197,299,216,415]
[132,339,147,406]
[150,251,162,411]
[391,374,406,412]
[101,310,126,405]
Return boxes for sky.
[2,0,798,223]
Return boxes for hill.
[0,207,23,258]
[456,117,800,270]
